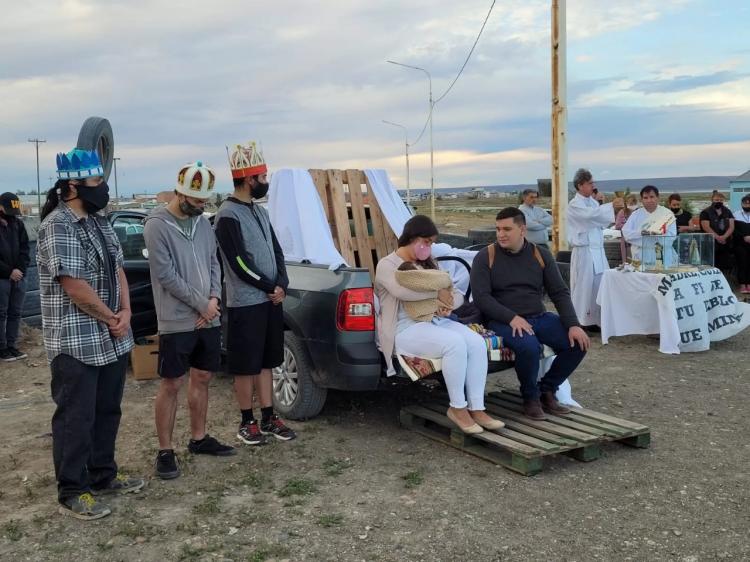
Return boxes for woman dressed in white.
[375,215,502,434]
[565,169,624,328]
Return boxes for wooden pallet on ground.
[308,169,399,278]
[399,388,650,476]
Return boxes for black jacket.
[0,216,31,279]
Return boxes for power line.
[407,0,496,147]
[434,0,496,104]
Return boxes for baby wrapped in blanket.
[395,262,454,322]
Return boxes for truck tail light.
[336,288,375,331]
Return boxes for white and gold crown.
[227,141,267,179]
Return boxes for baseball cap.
[0,192,22,216]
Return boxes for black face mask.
[179,198,204,217]
[671,207,681,215]
[77,181,110,214]
[712,202,723,210]
[742,206,750,212]
[251,180,269,200]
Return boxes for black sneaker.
[92,472,146,495]
[187,434,237,456]
[155,449,181,480]
[0,348,16,362]
[237,420,267,446]
[260,415,297,441]
[59,492,111,520]
[7,347,27,360]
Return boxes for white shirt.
[519,203,552,245]
[622,206,678,264]
[566,194,615,274]
[734,208,750,224]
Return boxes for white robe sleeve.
[621,208,644,246]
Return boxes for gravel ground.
[1,322,749,562]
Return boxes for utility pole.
[551,0,569,253]
[382,120,411,205]
[387,60,435,220]
[28,138,46,214]
[113,157,121,205]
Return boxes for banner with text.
[656,268,750,351]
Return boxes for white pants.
[570,246,604,326]
[395,318,488,410]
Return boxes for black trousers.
[735,241,750,284]
[50,353,127,503]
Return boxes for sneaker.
[155,449,181,480]
[58,492,111,520]
[92,472,146,495]
[187,434,237,456]
[0,348,16,362]
[7,347,27,360]
[260,415,297,441]
[237,420,267,446]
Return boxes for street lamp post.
[28,138,46,214]
[113,157,121,206]
[387,60,435,220]
[382,120,411,206]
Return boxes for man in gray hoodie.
[143,161,235,480]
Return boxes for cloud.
[629,70,750,94]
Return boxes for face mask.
[627,204,638,211]
[413,242,432,261]
[671,207,681,215]
[179,198,204,217]
[251,180,269,199]
[77,181,110,214]
[712,202,723,210]
[742,206,750,212]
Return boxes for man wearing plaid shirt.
[36,148,144,520]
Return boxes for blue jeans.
[0,277,26,349]
[489,312,586,401]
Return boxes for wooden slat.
[490,390,650,432]
[363,174,398,260]
[326,170,355,266]
[482,402,601,442]
[345,169,375,276]
[419,402,562,452]
[402,405,541,456]
[308,169,331,221]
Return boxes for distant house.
[729,170,750,210]
[469,187,490,199]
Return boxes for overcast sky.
[2,0,749,195]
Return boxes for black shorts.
[226,301,284,375]
[158,326,222,379]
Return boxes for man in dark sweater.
[471,207,589,420]
[0,192,30,361]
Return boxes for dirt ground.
[1,318,749,562]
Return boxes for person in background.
[37,148,143,520]
[471,208,589,420]
[0,192,30,361]
[732,194,750,293]
[621,186,677,263]
[216,142,296,446]
[614,193,639,230]
[144,161,236,481]
[593,188,605,205]
[375,214,503,434]
[565,168,624,331]
[700,190,735,273]
[667,193,697,233]
[518,188,552,248]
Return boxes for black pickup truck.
[22,209,383,420]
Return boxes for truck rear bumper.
[306,340,382,391]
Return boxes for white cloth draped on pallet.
[268,168,347,270]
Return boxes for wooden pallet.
[308,169,399,278]
[399,389,650,476]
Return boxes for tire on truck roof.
[76,116,114,182]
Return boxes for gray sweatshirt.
[518,203,552,246]
[143,206,221,334]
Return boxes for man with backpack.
[470,207,590,420]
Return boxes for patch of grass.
[247,542,290,562]
[31,514,46,527]
[402,470,424,489]
[35,473,55,487]
[282,498,307,508]
[277,478,316,498]
[178,544,202,561]
[118,519,150,539]
[322,457,353,477]
[317,513,344,528]
[241,471,266,489]
[96,540,114,552]
[3,520,23,542]
[193,494,221,515]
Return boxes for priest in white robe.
[622,185,677,266]
[566,169,624,328]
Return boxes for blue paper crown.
[56,148,104,180]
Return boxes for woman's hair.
[41,179,73,221]
[397,214,438,247]
[711,190,725,201]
